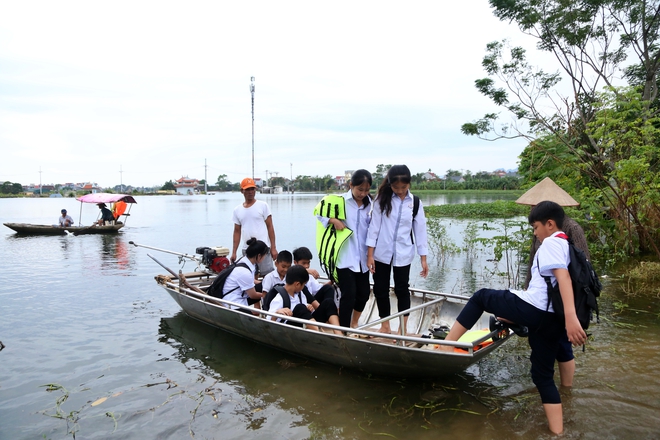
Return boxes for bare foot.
[378,326,392,334]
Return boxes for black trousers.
[336,268,371,327]
[372,260,411,318]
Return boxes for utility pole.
[39,167,42,196]
[119,165,123,193]
[204,159,208,194]
[250,76,255,180]
[290,163,293,193]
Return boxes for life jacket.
[313,195,353,283]
[112,201,127,219]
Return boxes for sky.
[0,1,544,188]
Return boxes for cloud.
[0,0,535,187]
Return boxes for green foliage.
[215,174,232,191]
[426,218,460,265]
[477,220,531,288]
[425,201,528,218]
[466,1,660,262]
[161,180,175,191]
[621,262,660,298]
[1,181,23,194]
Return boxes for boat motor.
[196,246,231,273]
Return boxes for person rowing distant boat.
[96,203,115,226]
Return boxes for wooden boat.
[4,193,136,236]
[152,268,513,378]
[3,222,124,235]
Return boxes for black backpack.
[206,261,250,298]
[410,194,420,244]
[262,284,314,311]
[542,234,601,330]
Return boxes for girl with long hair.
[366,165,429,334]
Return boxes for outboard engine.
[196,246,231,273]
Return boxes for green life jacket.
[313,195,353,283]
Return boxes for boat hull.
[158,278,510,378]
[4,222,125,235]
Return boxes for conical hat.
[515,177,580,206]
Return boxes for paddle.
[148,254,207,295]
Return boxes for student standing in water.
[366,165,429,334]
[318,169,373,328]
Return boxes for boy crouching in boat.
[267,265,343,335]
[442,201,587,435]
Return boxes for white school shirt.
[269,287,308,323]
[317,190,371,273]
[261,270,285,293]
[222,259,256,309]
[510,231,570,312]
[232,200,272,249]
[366,191,428,267]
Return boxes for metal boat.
[154,270,511,378]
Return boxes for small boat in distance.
[3,193,137,236]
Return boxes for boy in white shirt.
[443,201,587,435]
[268,265,342,335]
[261,250,292,293]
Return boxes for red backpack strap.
[556,233,569,240]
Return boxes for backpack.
[206,261,250,298]
[542,233,601,330]
[410,194,420,244]
[262,284,314,311]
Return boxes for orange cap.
[240,177,257,189]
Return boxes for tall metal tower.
[250,76,255,180]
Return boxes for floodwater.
[0,193,658,440]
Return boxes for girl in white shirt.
[320,169,373,328]
[223,238,269,311]
[366,165,429,334]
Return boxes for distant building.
[81,182,102,194]
[422,172,439,181]
[174,177,199,195]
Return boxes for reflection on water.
[1,194,659,439]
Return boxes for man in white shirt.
[58,209,74,227]
[231,177,278,276]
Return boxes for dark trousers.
[456,288,573,404]
[372,261,411,318]
[336,268,371,327]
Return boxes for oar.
[147,253,179,279]
[148,253,208,295]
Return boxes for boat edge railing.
[161,279,503,353]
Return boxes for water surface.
[0,193,658,439]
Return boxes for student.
[231,177,278,276]
[261,250,292,293]
[317,169,373,328]
[442,201,587,435]
[366,165,429,334]
[268,265,343,335]
[222,238,270,311]
[292,246,325,296]
[58,209,74,227]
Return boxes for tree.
[462,0,660,259]
[161,180,175,191]
[373,164,392,188]
[1,181,23,194]
[215,174,231,191]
